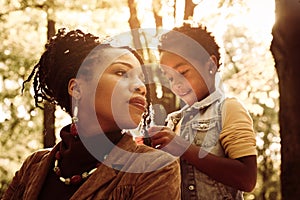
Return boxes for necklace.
[53,151,100,185]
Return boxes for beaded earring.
[71,99,79,138]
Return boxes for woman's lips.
[129,97,147,111]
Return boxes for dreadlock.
[22,28,101,114]
[22,28,146,116]
[159,23,221,68]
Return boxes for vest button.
[188,185,195,191]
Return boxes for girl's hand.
[148,126,190,157]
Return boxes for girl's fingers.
[151,137,169,149]
[150,131,165,139]
[148,126,176,149]
[148,126,170,134]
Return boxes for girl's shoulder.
[222,97,248,113]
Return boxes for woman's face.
[160,51,213,106]
[78,49,147,133]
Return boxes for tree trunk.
[127,0,144,57]
[152,0,162,28]
[270,0,300,199]
[151,0,178,123]
[183,0,196,20]
[43,18,56,148]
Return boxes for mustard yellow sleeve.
[220,98,257,159]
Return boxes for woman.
[148,23,257,199]
[2,29,180,200]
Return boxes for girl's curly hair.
[159,23,221,68]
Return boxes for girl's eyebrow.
[111,61,134,69]
[173,62,188,69]
[161,62,187,70]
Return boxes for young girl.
[2,29,181,200]
[148,23,257,199]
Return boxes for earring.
[209,70,213,75]
[121,129,129,134]
[71,99,79,138]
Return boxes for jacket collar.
[24,133,138,200]
[70,133,138,200]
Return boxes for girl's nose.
[171,78,183,91]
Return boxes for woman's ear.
[68,78,82,100]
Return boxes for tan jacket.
[2,134,181,200]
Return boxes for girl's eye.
[179,69,188,75]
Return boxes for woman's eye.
[116,70,128,78]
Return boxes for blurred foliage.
[0,3,45,195]
[0,0,279,199]
[223,25,280,199]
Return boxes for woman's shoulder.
[133,144,179,171]
[22,148,52,167]
[135,143,175,158]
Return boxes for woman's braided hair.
[23,28,144,115]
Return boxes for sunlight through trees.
[0,0,280,199]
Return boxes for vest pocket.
[192,120,220,148]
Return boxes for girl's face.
[78,49,147,133]
[160,51,213,106]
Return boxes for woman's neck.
[104,130,124,145]
[77,126,123,144]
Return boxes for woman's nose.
[131,79,146,95]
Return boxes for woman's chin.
[119,116,142,130]
[130,116,143,127]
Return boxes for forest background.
[0,0,285,199]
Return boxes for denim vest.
[166,90,244,200]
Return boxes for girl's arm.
[149,126,257,192]
[183,143,257,192]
